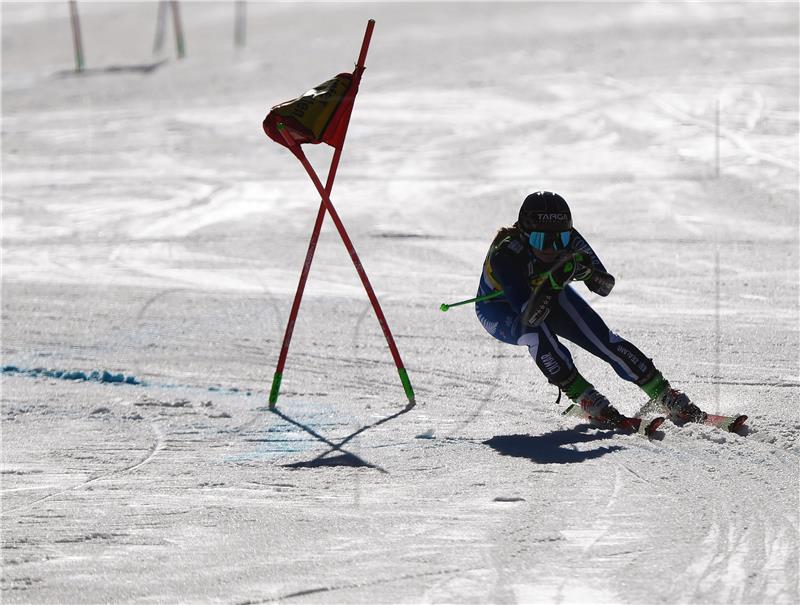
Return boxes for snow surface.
[2,2,799,603]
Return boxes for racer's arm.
[570,228,607,273]
[569,228,615,296]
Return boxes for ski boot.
[655,387,707,424]
[563,388,664,436]
[579,388,625,424]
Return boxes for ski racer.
[475,191,706,425]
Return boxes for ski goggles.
[528,230,571,251]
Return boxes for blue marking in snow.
[2,365,142,385]
[2,364,254,396]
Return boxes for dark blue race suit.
[475,226,659,398]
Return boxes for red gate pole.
[269,21,381,408]
[267,169,334,408]
[170,1,185,58]
[234,0,246,49]
[276,123,416,408]
[68,1,85,72]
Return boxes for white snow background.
[2,1,798,603]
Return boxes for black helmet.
[518,191,572,235]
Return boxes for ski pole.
[439,251,584,312]
[440,290,504,312]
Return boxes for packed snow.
[2,2,798,603]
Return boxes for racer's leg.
[477,298,590,397]
[549,286,666,394]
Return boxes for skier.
[475,191,706,426]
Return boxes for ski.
[638,397,748,434]
[562,403,664,437]
[659,409,748,433]
[699,413,748,433]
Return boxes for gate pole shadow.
[270,402,415,473]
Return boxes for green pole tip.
[269,372,283,406]
[277,122,285,131]
[398,368,415,404]
[439,303,449,312]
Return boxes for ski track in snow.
[2,2,798,604]
[2,412,166,517]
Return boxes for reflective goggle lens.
[528,230,570,250]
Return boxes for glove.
[571,252,593,281]
[544,253,578,290]
[586,269,615,296]
[522,286,556,327]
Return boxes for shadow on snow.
[270,402,415,474]
[483,426,625,464]
[56,60,169,78]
